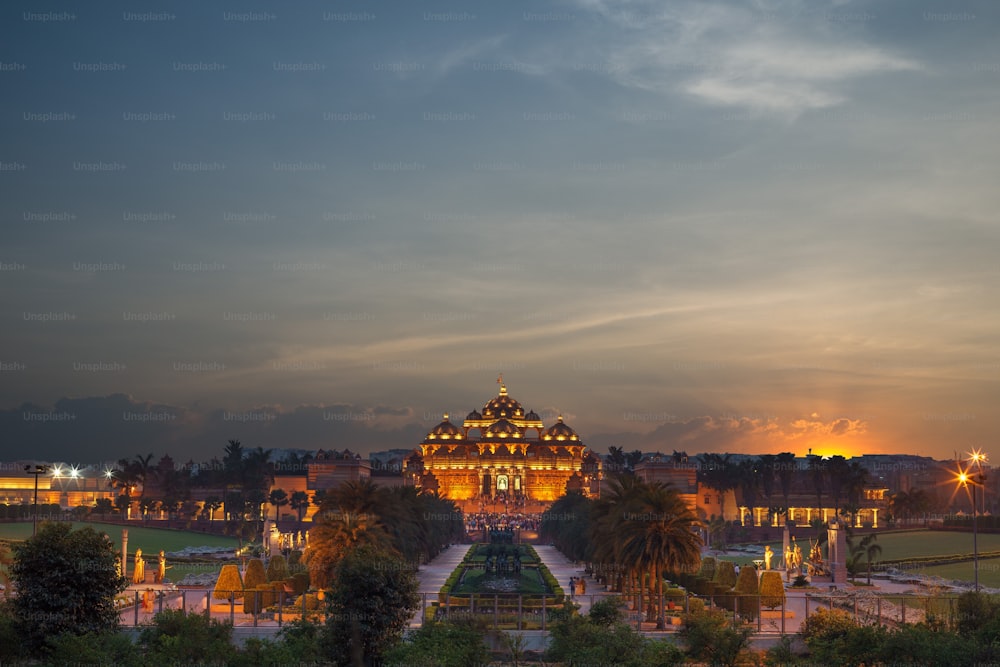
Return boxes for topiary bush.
[292,572,310,595]
[759,571,785,610]
[698,556,717,580]
[243,559,266,591]
[213,564,243,601]
[713,560,738,588]
[266,554,289,582]
[734,565,759,620]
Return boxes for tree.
[0,542,12,599]
[807,454,826,516]
[321,544,419,666]
[733,564,759,620]
[202,495,222,521]
[736,459,758,526]
[10,523,127,653]
[290,491,310,527]
[759,571,785,610]
[93,497,113,518]
[775,452,797,523]
[756,455,776,522]
[213,564,243,602]
[619,482,703,629]
[268,488,289,524]
[700,453,738,521]
[383,618,491,667]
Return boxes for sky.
[2,0,998,467]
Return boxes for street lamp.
[958,469,987,592]
[24,464,50,536]
[968,449,989,516]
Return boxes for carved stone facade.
[410,379,601,504]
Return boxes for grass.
[452,568,547,596]
[0,520,239,553]
[718,529,1000,586]
[909,558,1000,589]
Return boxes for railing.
[118,588,967,634]
[117,589,329,627]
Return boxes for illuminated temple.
[410,379,601,506]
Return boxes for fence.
[117,589,328,628]
[118,588,969,635]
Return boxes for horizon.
[2,0,998,464]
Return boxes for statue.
[785,544,794,570]
[764,545,773,570]
[155,550,169,583]
[793,540,803,571]
[133,549,145,584]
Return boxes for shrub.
[589,596,625,626]
[139,609,233,666]
[244,585,277,615]
[292,571,310,594]
[734,565,759,619]
[680,607,752,667]
[267,554,289,582]
[801,607,885,667]
[243,559,266,590]
[698,556,717,580]
[9,523,127,654]
[713,560,738,588]
[46,631,140,666]
[213,564,244,601]
[759,571,785,610]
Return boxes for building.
[0,462,118,510]
[408,379,601,506]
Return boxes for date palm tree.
[290,491,310,528]
[619,482,702,629]
[268,488,289,524]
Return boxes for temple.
[408,378,601,509]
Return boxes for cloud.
[571,0,922,116]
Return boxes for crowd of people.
[464,511,542,534]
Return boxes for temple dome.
[525,409,540,420]
[484,418,523,438]
[481,383,524,419]
[542,416,579,441]
[466,409,483,420]
[426,414,463,440]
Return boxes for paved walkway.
[532,545,606,615]
[409,543,473,627]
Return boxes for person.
[133,549,145,584]
[579,578,586,595]
[569,576,575,597]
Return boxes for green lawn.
[451,568,548,595]
[0,521,239,553]
[910,558,1000,589]
[718,530,1000,586]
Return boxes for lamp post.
[958,470,987,592]
[24,464,50,536]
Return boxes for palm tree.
[863,534,882,585]
[736,459,758,526]
[756,455,776,523]
[825,456,849,520]
[303,504,395,588]
[843,462,869,526]
[268,488,289,524]
[775,452,797,524]
[619,482,702,629]
[807,454,826,518]
[700,453,738,521]
[203,495,222,521]
[132,453,156,508]
[290,491,310,528]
